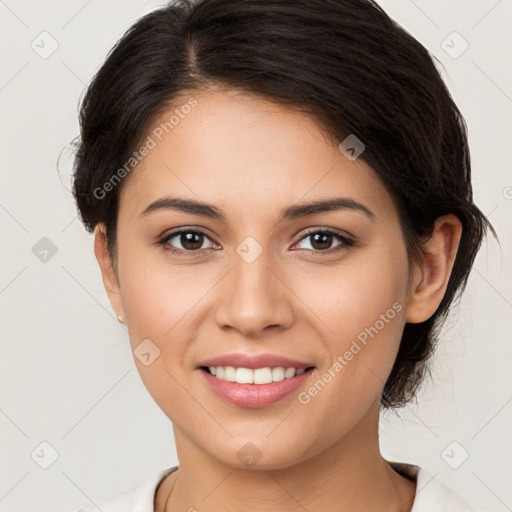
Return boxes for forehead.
[118,89,396,223]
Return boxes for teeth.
[272,367,285,381]
[236,367,254,384]
[225,366,237,382]
[254,367,273,384]
[207,366,308,384]
[284,367,295,379]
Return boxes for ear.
[405,214,463,323]
[94,223,125,321]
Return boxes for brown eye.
[294,229,354,253]
[309,232,334,251]
[159,229,216,255]
[177,231,204,251]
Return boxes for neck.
[156,401,416,512]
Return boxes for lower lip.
[198,368,315,408]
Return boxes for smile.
[199,366,316,408]
[202,365,311,384]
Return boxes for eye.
[158,227,355,257]
[158,229,217,256]
[292,228,354,254]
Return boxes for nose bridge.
[234,237,272,293]
[215,234,293,335]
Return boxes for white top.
[70,462,476,512]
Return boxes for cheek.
[117,237,207,335]
[293,240,409,398]
[296,238,408,343]
[117,255,202,412]
[117,247,221,402]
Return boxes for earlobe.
[93,223,125,321]
[405,214,463,324]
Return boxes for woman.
[70,0,496,510]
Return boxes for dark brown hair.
[71,0,497,409]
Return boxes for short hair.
[71,0,497,409]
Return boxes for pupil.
[182,232,202,250]
[312,232,332,250]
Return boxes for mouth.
[199,365,316,384]
[197,362,317,408]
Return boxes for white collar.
[87,463,474,512]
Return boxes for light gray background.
[0,1,511,511]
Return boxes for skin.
[94,87,462,512]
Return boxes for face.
[101,88,417,469]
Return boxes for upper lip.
[197,353,315,370]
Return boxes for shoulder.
[68,466,178,512]
[390,461,477,512]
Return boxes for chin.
[206,438,314,472]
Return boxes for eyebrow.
[139,196,376,222]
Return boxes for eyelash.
[157,228,355,257]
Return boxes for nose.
[214,245,294,338]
